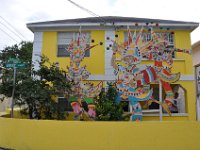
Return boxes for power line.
[0,20,24,41]
[0,27,19,43]
[0,15,27,40]
[66,0,106,23]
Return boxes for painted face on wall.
[70,48,84,66]
[121,46,141,65]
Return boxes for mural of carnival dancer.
[111,28,171,121]
[66,32,103,119]
[139,28,191,110]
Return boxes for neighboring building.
[192,41,200,66]
[192,41,200,120]
[27,16,199,121]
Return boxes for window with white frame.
[142,84,186,114]
[120,83,187,115]
[57,32,91,57]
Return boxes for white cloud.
[0,0,199,49]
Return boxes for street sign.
[5,63,26,68]
[5,63,15,68]
[15,63,26,68]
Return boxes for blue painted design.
[135,47,141,57]
[146,68,154,82]
[131,114,142,121]
[115,92,122,104]
[141,78,145,85]
[132,67,139,74]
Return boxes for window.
[57,97,73,111]
[141,84,186,114]
[167,33,174,46]
[57,32,91,57]
[142,32,152,42]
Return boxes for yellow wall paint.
[1,118,200,150]
[42,31,105,75]
[80,30,105,75]
[174,30,193,74]
[41,29,196,121]
[42,32,57,63]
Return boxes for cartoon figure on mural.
[111,27,191,121]
[66,32,103,119]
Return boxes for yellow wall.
[41,29,196,121]
[1,118,200,150]
[41,30,193,76]
[42,31,105,75]
[174,30,194,74]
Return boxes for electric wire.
[0,15,27,40]
[0,27,19,43]
[66,0,106,23]
[0,20,24,41]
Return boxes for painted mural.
[111,27,191,121]
[66,32,103,119]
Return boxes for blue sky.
[0,0,199,49]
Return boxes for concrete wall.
[1,118,200,150]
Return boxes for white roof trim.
[27,22,198,28]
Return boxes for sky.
[0,0,200,49]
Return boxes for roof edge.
[192,40,200,49]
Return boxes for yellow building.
[27,16,199,121]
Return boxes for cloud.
[26,12,51,22]
[0,0,199,49]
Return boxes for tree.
[95,83,130,121]
[0,41,33,98]
[0,41,33,65]
[15,57,72,119]
[0,42,72,120]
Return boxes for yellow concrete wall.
[1,118,200,150]
[42,31,105,75]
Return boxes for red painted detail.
[150,67,157,80]
[142,70,150,84]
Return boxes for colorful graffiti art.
[111,27,191,121]
[66,32,103,119]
